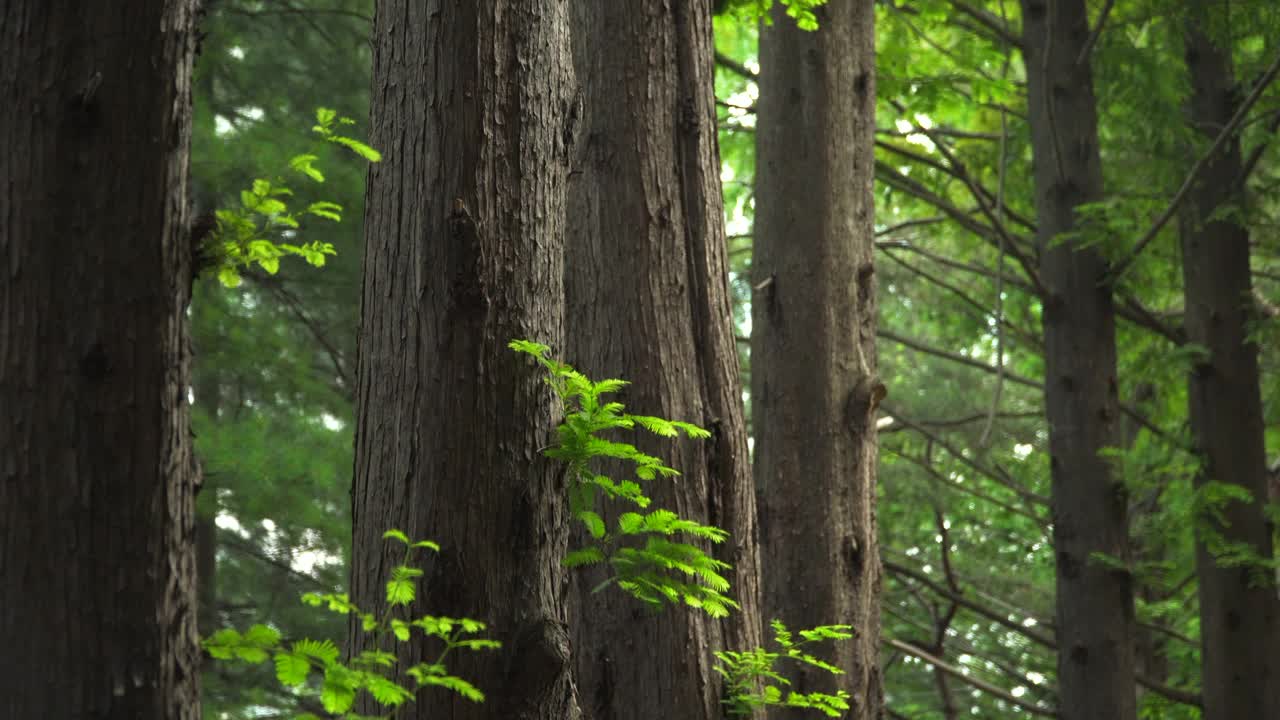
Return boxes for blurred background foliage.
[195,1,1280,717]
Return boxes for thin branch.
[1239,108,1280,185]
[1075,0,1116,67]
[885,638,1058,717]
[888,100,1044,295]
[885,560,1054,647]
[982,108,1012,447]
[875,240,1037,296]
[714,50,757,81]
[221,535,332,591]
[1111,48,1280,280]
[879,329,1042,391]
[883,407,1051,507]
[947,0,1023,50]
[883,445,1050,526]
[882,249,1043,350]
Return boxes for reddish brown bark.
[349,2,580,718]
[564,2,762,717]
[753,3,883,718]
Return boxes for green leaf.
[328,135,383,162]
[391,618,411,641]
[307,201,344,221]
[275,652,311,687]
[563,546,606,567]
[217,266,242,288]
[294,638,341,666]
[365,675,413,706]
[244,623,282,648]
[386,577,414,606]
[383,528,411,545]
[320,675,356,714]
[289,153,325,182]
[618,512,645,534]
[420,674,485,702]
[315,107,337,128]
[579,510,607,539]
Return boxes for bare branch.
[1111,49,1280,280]
[884,638,1058,717]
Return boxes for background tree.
[752,3,883,718]
[0,1,202,717]
[188,3,371,715]
[1020,0,1138,717]
[348,1,579,718]
[564,2,764,718]
[1178,2,1280,716]
[181,1,1280,717]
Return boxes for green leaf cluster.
[714,620,854,716]
[719,0,830,31]
[206,108,379,288]
[510,339,737,618]
[203,530,497,718]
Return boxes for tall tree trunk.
[1179,7,1280,717]
[349,2,579,718]
[0,1,201,717]
[1020,1,1137,718]
[564,2,762,717]
[752,4,883,718]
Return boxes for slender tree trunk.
[1179,8,1280,717]
[564,2,762,717]
[349,2,579,718]
[1020,1,1137,718]
[0,1,201,717]
[752,3,883,718]
[1124,385,1169,705]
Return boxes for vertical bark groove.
[350,2,579,718]
[0,1,201,717]
[1020,1,1137,718]
[753,4,883,718]
[564,2,761,717]
[1179,6,1280,717]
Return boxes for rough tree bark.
[1020,1,1137,718]
[752,3,884,718]
[564,1,762,717]
[349,2,579,718]
[0,1,202,717]
[1179,7,1280,718]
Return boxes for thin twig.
[1111,48,1280,280]
[1075,0,1116,67]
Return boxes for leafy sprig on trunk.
[511,339,737,618]
[203,530,497,719]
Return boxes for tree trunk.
[349,2,579,718]
[1179,8,1280,717]
[0,1,201,717]
[1020,1,1137,718]
[563,1,762,717]
[752,4,883,718]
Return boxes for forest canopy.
[3,1,1279,719]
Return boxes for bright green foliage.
[510,339,737,618]
[720,0,829,30]
[715,620,854,716]
[203,530,497,718]
[1192,482,1280,587]
[207,107,379,288]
